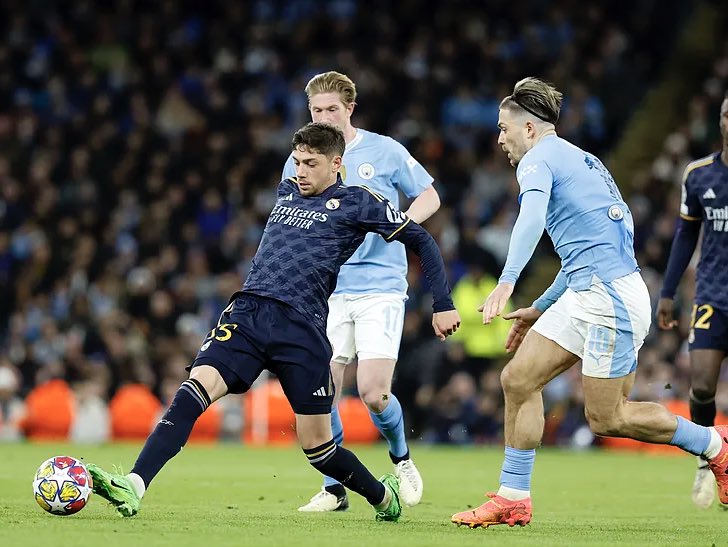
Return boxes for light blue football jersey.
[516,135,638,290]
[282,128,434,295]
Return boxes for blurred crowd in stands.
[0,0,723,446]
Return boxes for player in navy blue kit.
[657,91,728,509]
[85,122,461,522]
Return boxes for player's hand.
[432,309,461,341]
[479,282,514,324]
[656,297,677,330]
[502,306,542,353]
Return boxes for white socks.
[703,427,722,460]
[497,485,530,501]
[374,486,392,510]
[126,472,146,499]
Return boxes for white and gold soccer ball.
[32,456,92,515]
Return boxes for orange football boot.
[707,425,728,504]
[451,492,532,529]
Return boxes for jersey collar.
[314,173,343,199]
[346,129,363,152]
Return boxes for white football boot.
[692,461,715,509]
[394,459,423,507]
[298,488,349,512]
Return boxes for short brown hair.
[291,122,346,158]
[500,77,563,125]
[305,71,357,106]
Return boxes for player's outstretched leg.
[368,393,423,507]
[358,355,423,507]
[90,370,220,517]
[302,437,401,521]
[298,405,349,512]
[87,464,142,517]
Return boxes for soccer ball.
[32,456,92,515]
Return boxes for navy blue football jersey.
[242,175,438,330]
[680,153,728,309]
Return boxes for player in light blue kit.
[451,77,728,529]
[282,72,441,511]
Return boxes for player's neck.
[343,125,357,144]
[534,129,556,145]
[721,147,728,168]
[314,176,339,196]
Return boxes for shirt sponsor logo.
[705,206,728,232]
[269,204,329,230]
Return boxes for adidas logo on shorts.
[312,387,327,397]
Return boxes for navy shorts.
[689,303,728,353]
[189,293,334,415]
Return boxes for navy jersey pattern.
[681,153,728,310]
[242,176,416,330]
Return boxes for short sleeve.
[388,138,434,198]
[355,186,412,241]
[680,168,702,221]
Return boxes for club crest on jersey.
[326,198,340,210]
[358,163,375,180]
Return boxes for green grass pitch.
[1,442,726,546]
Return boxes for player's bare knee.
[585,409,623,437]
[360,390,388,413]
[296,413,333,450]
[297,426,330,450]
[188,365,227,402]
[299,433,329,451]
[500,364,534,400]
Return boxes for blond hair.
[305,71,357,106]
[500,77,563,125]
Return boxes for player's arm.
[657,170,702,330]
[355,188,459,340]
[404,185,440,224]
[533,268,567,312]
[393,222,461,340]
[389,138,440,223]
[481,187,550,324]
[498,190,549,286]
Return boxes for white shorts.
[532,272,652,378]
[327,293,406,365]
